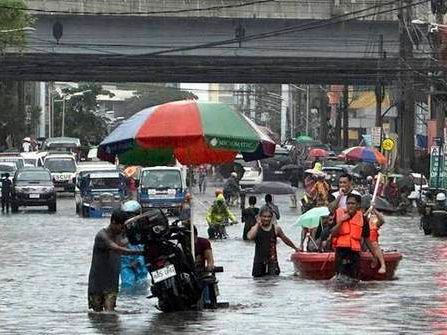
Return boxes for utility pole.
[375,34,384,127]
[397,0,415,169]
[433,10,446,138]
[342,85,349,148]
[319,87,329,144]
[335,101,342,147]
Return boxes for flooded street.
[1,190,447,334]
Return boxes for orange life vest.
[332,208,364,252]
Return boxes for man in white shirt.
[330,173,361,210]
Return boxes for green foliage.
[117,85,197,119]
[52,84,109,145]
[0,0,33,51]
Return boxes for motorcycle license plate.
[151,264,176,283]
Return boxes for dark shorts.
[252,261,280,277]
[88,292,117,312]
[335,248,360,279]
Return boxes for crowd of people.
[87,169,389,313]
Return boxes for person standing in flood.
[1,173,12,213]
[247,206,298,277]
[88,209,144,312]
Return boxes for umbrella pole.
[191,198,195,262]
[371,172,382,208]
[188,166,195,262]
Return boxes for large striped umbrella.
[97,100,276,166]
[342,146,386,165]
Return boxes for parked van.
[42,137,81,161]
[44,154,77,192]
[137,166,187,210]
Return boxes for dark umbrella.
[352,162,377,177]
[280,164,301,171]
[362,194,396,213]
[246,181,297,195]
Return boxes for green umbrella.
[295,206,330,228]
[295,135,314,144]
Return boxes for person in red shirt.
[194,226,214,272]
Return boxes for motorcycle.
[125,209,225,312]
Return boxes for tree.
[52,84,109,145]
[0,1,33,148]
[0,0,33,52]
[116,85,197,119]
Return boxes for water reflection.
[88,312,122,335]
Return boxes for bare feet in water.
[378,265,386,274]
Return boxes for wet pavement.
[1,189,447,334]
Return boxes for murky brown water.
[1,191,446,334]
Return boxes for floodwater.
[1,191,447,335]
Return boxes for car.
[42,137,81,160]
[44,154,77,192]
[77,170,128,217]
[235,154,263,188]
[20,152,45,167]
[260,145,292,181]
[11,167,56,212]
[0,153,25,170]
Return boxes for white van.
[137,166,187,209]
[44,154,77,192]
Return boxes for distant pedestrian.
[198,166,207,194]
[1,173,12,213]
[262,194,280,222]
[88,209,143,312]
[242,196,259,240]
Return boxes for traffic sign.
[381,138,395,151]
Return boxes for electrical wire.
[0,0,277,16]
[132,0,429,56]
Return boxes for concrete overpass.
[0,0,432,84]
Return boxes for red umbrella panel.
[308,148,328,158]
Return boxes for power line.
[136,0,428,56]
[0,0,276,16]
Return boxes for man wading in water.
[247,207,298,277]
[88,209,144,312]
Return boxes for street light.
[0,27,35,33]
[53,90,92,137]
